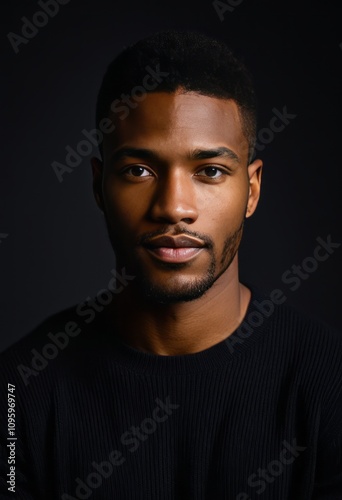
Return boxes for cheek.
[103,182,148,231]
[199,182,248,226]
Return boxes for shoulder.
[0,303,106,390]
[245,283,342,391]
[248,282,342,352]
[249,283,342,416]
[270,293,342,357]
[1,303,81,359]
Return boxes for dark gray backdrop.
[1,0,341,352]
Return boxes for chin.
[136,271,217,304]
[142,286,211,304]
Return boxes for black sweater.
[1,285,342,499]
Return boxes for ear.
[91,157,105,213]
[245,158,263,218]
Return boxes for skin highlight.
[91,89,262,355]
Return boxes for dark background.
[1,0,341,352]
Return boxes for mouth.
[142,235,206,263]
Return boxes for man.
[1,29,341,499]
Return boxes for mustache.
[138,226,214,250]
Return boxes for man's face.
[92,90,262,303]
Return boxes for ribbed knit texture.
[1,284,342,499]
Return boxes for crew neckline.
[98,282,273,375]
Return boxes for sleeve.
[312,435,342,499]
[312,358,342,499]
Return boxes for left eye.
[126,166,151,177]
[197,167,224,178]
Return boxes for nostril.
[182,218,193,224]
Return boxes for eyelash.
[196,166,227,179]
[122,165,230,179]
[124,166,152,177]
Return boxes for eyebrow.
[109,146,240,164]
[189,147,240,163]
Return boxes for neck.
[105,257,251,355]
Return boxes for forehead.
[103,91,248,161]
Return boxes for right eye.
[124,166,152,177]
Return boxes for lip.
[144,235,205,249]
[146,246,204,263]
[142,234,206,263]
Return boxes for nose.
[148,170,198,225]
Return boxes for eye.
[125,166,152,177]
[196,166,225,178]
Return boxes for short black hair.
[96,29,257,162]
